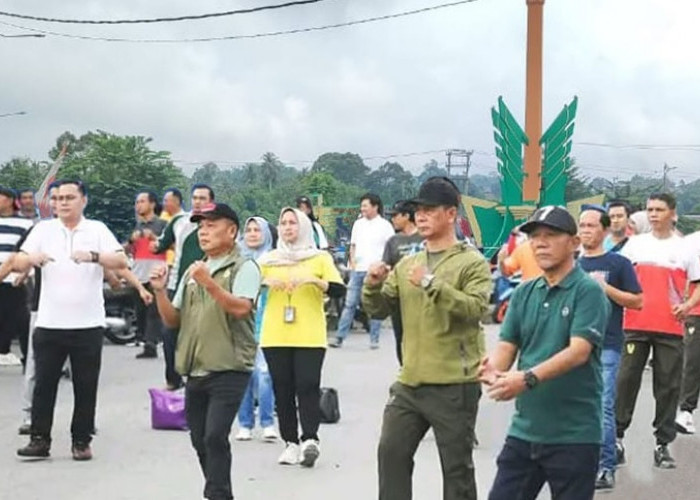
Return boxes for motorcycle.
[103,284,139,345]
[491,270,521,324]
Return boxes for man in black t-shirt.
[382,201,424,364]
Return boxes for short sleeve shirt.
[382,233,424,268]
[499,265,610,444]
[20,218,123,329]
[351,216,396,272]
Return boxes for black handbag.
[319,387,341,424]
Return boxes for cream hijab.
[257,207,323,266]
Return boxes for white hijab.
[257,208,323,266]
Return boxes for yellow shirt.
[260,253,343,348]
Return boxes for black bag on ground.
[319,387,340,424]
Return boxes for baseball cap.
[408,177,461,208]
[190,202,240,227]
[0,186,16,200]
[520,205,578,236]
[386,200,414,216]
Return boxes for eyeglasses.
[56,195,79,202]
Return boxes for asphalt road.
[1,324,699,500]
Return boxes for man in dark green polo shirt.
[480,206,610,500]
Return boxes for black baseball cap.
[408,177,461,208]
[520,205,578,236]
[386,200,414,216]
[0,186,16,200]
[191,202,240,227]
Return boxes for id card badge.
[284,306,296,324]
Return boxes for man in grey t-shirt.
[382,201,423,364]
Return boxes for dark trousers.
[0,283,30,360]
[163,289,182,388]
[378,381,481,500]
[616,330,684,445]
[390,309,403,366]
[263,347,325,444]
[186,371,250,500]
[135,283,162,349]
[680,316,700,413]
[488,437,599,500]
[31,327,103,443]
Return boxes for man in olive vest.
[151,202,260,500]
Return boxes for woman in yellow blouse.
[258,207,344,468]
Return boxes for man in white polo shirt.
[331,193,395,349]
[13,180,127,461]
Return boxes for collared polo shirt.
[20,217,123,329]
[499,265,610,444]
[0,215,33,284]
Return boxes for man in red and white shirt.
[616,193,700,469]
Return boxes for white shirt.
[350,216,395,272]
[20,218,123,329]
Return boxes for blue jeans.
[237,349,275,429]
[336,271,382,343]
[600,348,621,472]
[489,436,599,500]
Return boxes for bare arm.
[530,337,593,382]
[202,279,254,319]
[153,288,181,328]
[97,251,128,270]
[604,284,642,310]
[490,341,519,372]
[0,254,15,282]
[348,243,356,270]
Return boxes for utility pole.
[445,149,473,194]
[663,163,677,192]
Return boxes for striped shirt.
[0,215,33,284]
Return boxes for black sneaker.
[654,444,676,469]
[18,423,31,436]
[595,470,615,490]
[17,436,50,460]
[616,440,626,466]
[135,348,157,359]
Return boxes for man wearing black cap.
[150,202,260,500]
[382,200,423,365]
[480,205,610,500]
[363,177,492,500]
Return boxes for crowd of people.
[2,175,700,500]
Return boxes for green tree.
[417,159,447,184]
[0,157,49,190]
[260,152,284,191]
[365,161,417,204]
[311,152,370,187]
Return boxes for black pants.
[31,327,103,443]
[390,309,403,366]
[0,283,30,360]
[162,289,182,388]
[135,283,162,349]
[680,316,700,413]
[488,437,599,500]
[378,381,481,500]
[616,330,684,445]
[186,371,250,500]
[263,347,325,444]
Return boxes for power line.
[0,0,482,43]
[0,0,332,25]
[575,141,700,152]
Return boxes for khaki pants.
[378,381,480,500]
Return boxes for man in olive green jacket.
[363,177,492,500]
[151,202,260,500]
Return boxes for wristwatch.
[420,274,435,290]
[524,370,539,390]
[90,251,100,263]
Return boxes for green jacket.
[176,249,257,376]
[362,242,492,386]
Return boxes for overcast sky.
[1,0,699,182]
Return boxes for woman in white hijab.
[258,208,344,468]
[629,210,652,235]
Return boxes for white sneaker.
[0,353,22,366]
[278,442,300,465]
[235,428,253,441]
[262,426,278,442]
[676,410,696,434]
[299,439,320,468]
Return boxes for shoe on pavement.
[0,352,22,366]
[299,439,320,468]
[18,422,31,436]
[17,436,51,460]
[235,428,253,441]
[278,442,300,465]
[71,441,93,461]
[676,410,696,434]
[615,439,626,467]
[654,444,676,469]
[262,426,278,442]
[595,469,615,490]
[135,348,157,359]
[370,342,379,350]
[328,338,343,348]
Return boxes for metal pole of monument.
[522,0,545,203]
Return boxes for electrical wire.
[575,141,700,152]
[0,0,481,43]
[0,0,332,25]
